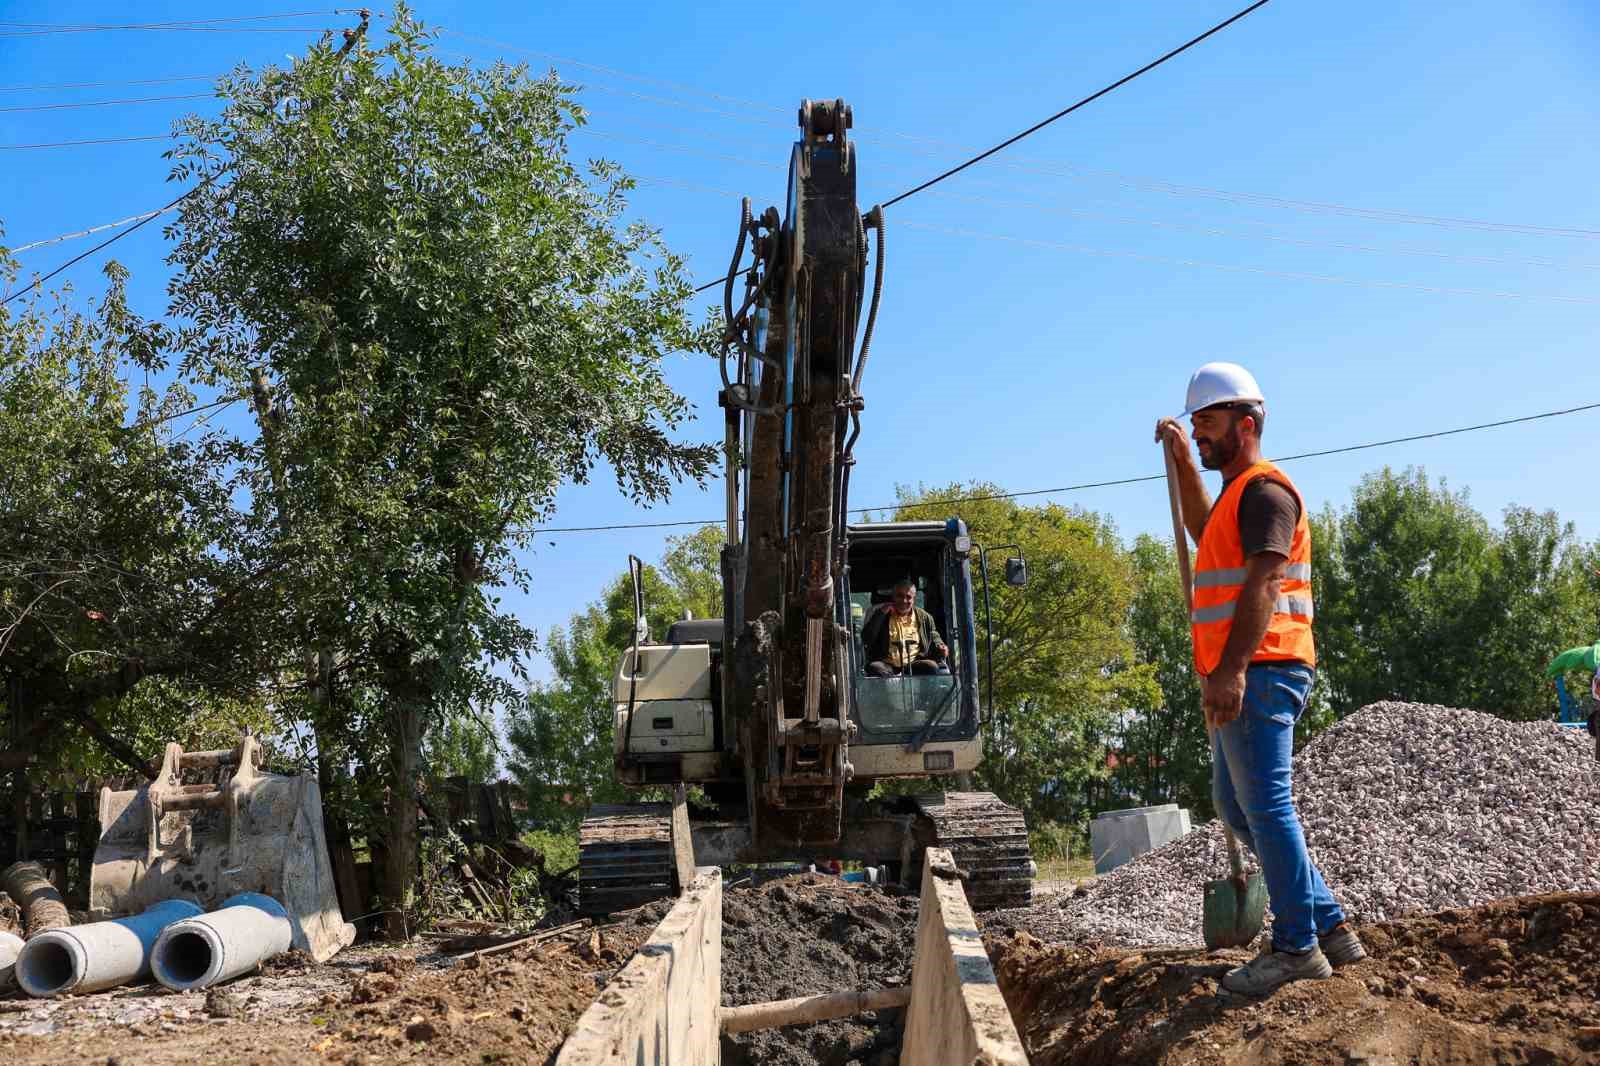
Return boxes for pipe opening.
[160,931,214,986]
[20,940,77,995]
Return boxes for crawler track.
[916,791,1035,910]
[577,803,675,916]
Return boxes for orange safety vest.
[1191,460,1316,674]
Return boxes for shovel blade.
[1202,872,1268,950]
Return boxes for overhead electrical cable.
[0,92,212,113]
[9,207,176,255]
[896,222,1600,304]
[2,182,209,306]
[0,11,355,37]
[1,134,171,150]
[0,74,215,93]
[525,401,1600,534]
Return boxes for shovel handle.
[1165,438,1251,884]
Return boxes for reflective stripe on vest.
[1190,460,1316,674]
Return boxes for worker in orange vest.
[1157,362,1362,996]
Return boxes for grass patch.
[1037,855,1097,882]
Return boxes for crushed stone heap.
[992,701,1600,947]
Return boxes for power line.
[0,92,212,114]
[879,0,1273,208]
[0,12,353,37]
[0,134,171,150]
[8,207,176,255]
[451,37,1600,241]
[3,183,207,306]
[898,221,1600,305]
[0,74,215,93]
[526,401,1600,534]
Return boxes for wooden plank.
[556,868,721,1066]
[74,791,96,907]
[720,986,911,1034]
[670,783,695,895]
[49,792,68,891]
[899,848,1028,1066]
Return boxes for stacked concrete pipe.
[152,893,292,991]
[15,899,202,997]
[0,929,22,992]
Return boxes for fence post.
[50,791,69,891]
[9,779,26,862]
[75,790,97,908]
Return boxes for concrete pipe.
[152,892,292,992]
[16,899,202,997]
[0,929,22,992]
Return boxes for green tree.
[1121,533,1213,817]
[0,259,280,777]
[162,10,714,907]
[893,484,1157,824]
[1314,467,1597,721]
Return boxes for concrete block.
[556,867,722,1066]
[899,849,1028,1066]
[1090,803,1192,874]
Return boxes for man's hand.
[875,601,895,614]
[1202,668,1246,728]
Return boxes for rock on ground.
[988,702,1600,948]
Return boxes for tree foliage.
[1313,467,1599,720]
[0,259,279,776]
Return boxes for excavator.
[577,99,1036,914]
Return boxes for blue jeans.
[1211,663,1345,953]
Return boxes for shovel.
[1162,442,1268,950]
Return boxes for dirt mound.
[995,703,1600,947]
[991,891,1600,1066]
[721,874,917,1066]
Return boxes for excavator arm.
[718,99,885,848]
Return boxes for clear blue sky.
[5,1,1599,685]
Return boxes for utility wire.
[880,0,1272,208]
[898,221,1600,305]
[1,134,171,150]
[450,37,1600,241]
[0,92,212,113]
[526,401,1600,534]
[0,74,215,93]
[0,11,353,37]
[2,183,207,306]
[9,207,175,255]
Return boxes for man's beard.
[1197,424,1242,470]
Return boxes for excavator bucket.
[89,735,355,963]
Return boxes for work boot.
[1318,923,1367,967]
[1221,943,1332,996]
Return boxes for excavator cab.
[844,520,979,758]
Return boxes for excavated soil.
[721,875,917,1066]
[990,891,1600,1065]
[3,916,660,1066]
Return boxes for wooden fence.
[1,787,99,908]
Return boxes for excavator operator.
[862,578,949,677]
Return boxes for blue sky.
[5,1,1599,685]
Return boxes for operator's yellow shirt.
[887,610,921,668]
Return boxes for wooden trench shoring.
[554,847,1028,1066]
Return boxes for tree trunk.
[382,688,425,940]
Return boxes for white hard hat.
[1182,362,1265,417]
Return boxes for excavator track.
[915,791,1035,910]
[577,803,675,916]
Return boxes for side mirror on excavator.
[1005,557,1028,587]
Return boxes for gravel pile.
[989,702,1600,947]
